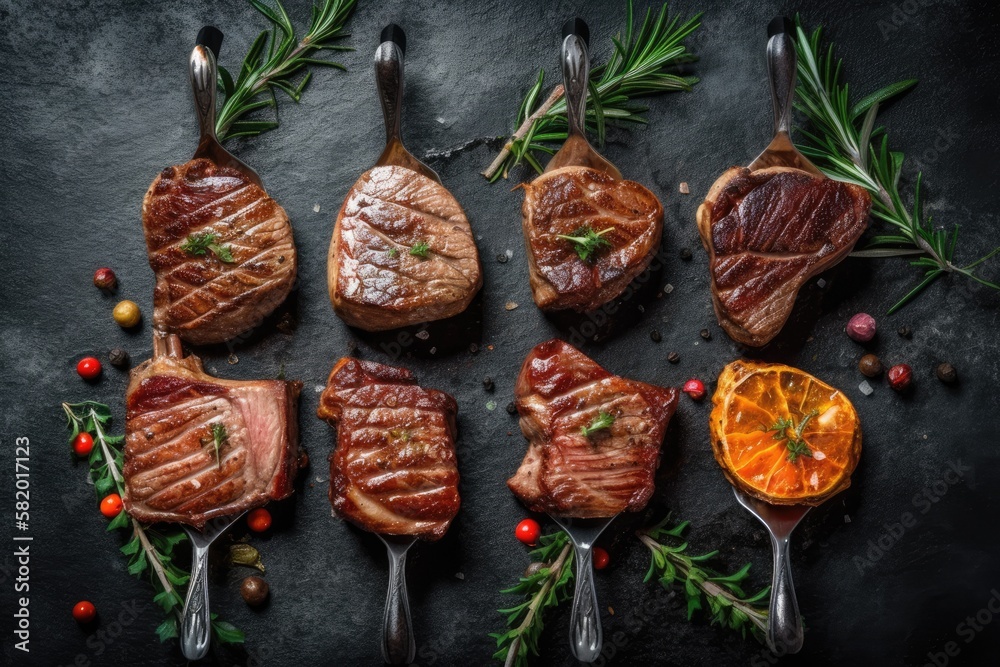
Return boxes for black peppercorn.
[108,348,129,369]
[667,351,680,364]
[679,248,692,261]
[935,362,957,384]
[699,328,711,341]
[496,253,509,264]
[858,354,883,378]
[650,330,661,343]
[506,401,517,415]
[240,576,269,607]
[897,325,912,339]
[483,377,495,391]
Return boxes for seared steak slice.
[317,357,460,540]
[328,165,482,330]
[123,334,301,529]
[508,339,678,517]
[697,166,871,347]
[142,158,297,345]
[521,166,663,311]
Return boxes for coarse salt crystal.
[817,278,827,288]
[844,515,852,523]
[415,330,430,340]
[859,380,874,396]
[813,450,827,461]
[454,572,465,580]
[664,284,674,294]
[505,301,518,311]
[679,182,690,194]
[313,203,321,213]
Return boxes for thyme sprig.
[180,232,235,263]
[759,409,818,463]
[214,0,358,141]
[491,532,574,667]
[483,0,701,180]
[62,402,243,645]
[792,17,1000,313]
[638,517,769,639]
[409,241,431,258]
[580,411,615,437]
[557,226,614,262]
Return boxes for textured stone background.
[1,0,998,665]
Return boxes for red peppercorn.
[593,547,610,570]
[73,433,94,457]
[100,493,123,518]
[515,518,541,545]
[683,378,706,401]
[93,267,117,291]
[247,508,272,533]
[76,357,102,380]
[887,364,912,392]
[73,600,97,624]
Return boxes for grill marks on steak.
[508,339,678,517]
[143,158,297,345]
[697,166,871,347]
[328,165,482,331]
[521,166,663,312]
[317,357,460,540]
[123,335,301,529]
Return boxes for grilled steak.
[521,166,663,311]
[317,357,460,540]
[328,165,482,331]
[123,333,301,529]
[142,158,297,345]
[697,166,871,347]
[508,339,678,517]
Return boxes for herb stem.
[133,518,180,613]
[482,85,564,180]
[504,542,572,667]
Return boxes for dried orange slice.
[709,360,861,505]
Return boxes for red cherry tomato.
[247,508,272,533]
[73,433,95,457]
[515,518,541,545]
[76,357,102,380]
[593,547,610,570]
[73,600,97,624]
[682,378,706,401]
[100,493,123,518]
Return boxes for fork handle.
[560,18,590,141]
[768,532,804,654]
[190,30,221,144]
[765,16,797,136]
[180,539,212,660]
[381,544,415,664]
[568,542,603,662]
[376,24,406,146]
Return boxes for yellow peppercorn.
[113,300,141,328]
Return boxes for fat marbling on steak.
[142,158,297,345]
[123,333,302,529]
[697,166,871,347]
[317,357,460,540]
[508,339,678,518]
[328,165,482,330]
[521,166,663,312]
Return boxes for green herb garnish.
[214,0,358,141]
[557,226,614,262]
[580,411,615,437]
[409,241,431,258]
[760,409,819,462]
[792,16,999,313]
[210,422,228,468]
[483,0,701,180]
[388,247,399,258]
[180,233,235,263]
[62,402,243,645]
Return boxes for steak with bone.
[521,166,663,312]
[697,166,871,347]
[508,339,678,517]
[328,165,482,330]
[142,158,297,345]
[317,357,460,540]
[123,333,302,529]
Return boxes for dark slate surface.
[2,0,998,665]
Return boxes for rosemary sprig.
[214,0,357,141]
[557,226,614,262]
[483,0,701,180]
[180,232,235,263]
[638,517,769,640]
[580,411,615,437]
[491,532,574,667]
[62,402,243,645]
[210,422,228,468]
[409,241,431,258]
[792,17,1000,313]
